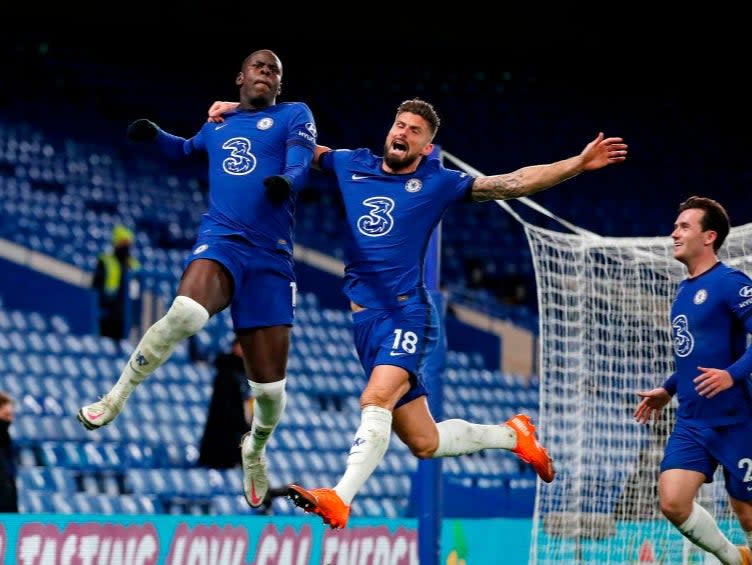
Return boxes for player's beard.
[383,145,420,172]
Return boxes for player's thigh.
[658,469,705,510]
[392,395,439,457]
[178,259,234,315]
[362,364,412,409]
[237,326,291,382]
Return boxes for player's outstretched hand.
[634,387,671,424]
[207,101,240,123]
[263,175,292,204]
[580,132,628,171]
[127,119,159,142]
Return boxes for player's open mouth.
[391,140,407,154]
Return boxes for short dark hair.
[678,195,730,251]
[396,98,440,139]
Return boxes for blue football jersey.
[669,262,752,426]
[158,102,316,255]
[320,148,474,309]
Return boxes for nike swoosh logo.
[389,351,407,357]
[86,412,103,421]
[351,174,371,180]
[251,482,262,505]
[215,123,229,130]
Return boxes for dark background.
[3,32,750,236]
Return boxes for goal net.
[524,221,752,565]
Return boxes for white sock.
[432,419,516,457]
[334,406,392,505]
[677,502,740,565]
[110,296,208,404]
[246,378,287,458]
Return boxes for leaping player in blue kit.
[208,96,628,528]
[78,49,317,513]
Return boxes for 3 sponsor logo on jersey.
[672,314,694,357]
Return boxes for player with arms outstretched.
[209,96,627,528]
[635,196,752,565]
[77,49,317,511]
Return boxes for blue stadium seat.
[101,474,122,497]
[158,442,198,468]
[123,442,155,468]
[17,446,38,467]
[49,492,75,513]
[218,469,243,495]
[183,469,213,497]
[270,497,295,515]
[18,489,55,513]
[16,467,48,492]
[81,442,126,471]
[80,474,101,495]
[211,494,252,515]
[126,469,172,496]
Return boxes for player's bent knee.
[659,499,688,524]
[406,437,438,459]
[166,295,210,339]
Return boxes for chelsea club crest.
[405,178,422,193]
[693,289,707,305]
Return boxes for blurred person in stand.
[91,224,141,341]
[197,338,293,514]
[0,392,18,513]
[198,337,253,469]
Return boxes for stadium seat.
[211,494,252,516]
[18,489,55,513]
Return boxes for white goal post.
[441,148,752,565]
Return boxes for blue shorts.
[351,299,439,408]
[184,234,296,331]
[661,420,752,501]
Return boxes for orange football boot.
[288,484,351,529]
[506,414,556,483]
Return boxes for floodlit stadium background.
[1,35,750,564]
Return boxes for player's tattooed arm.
[469,160,581,203]
[469,132,627,203]
[470,172,530,202]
